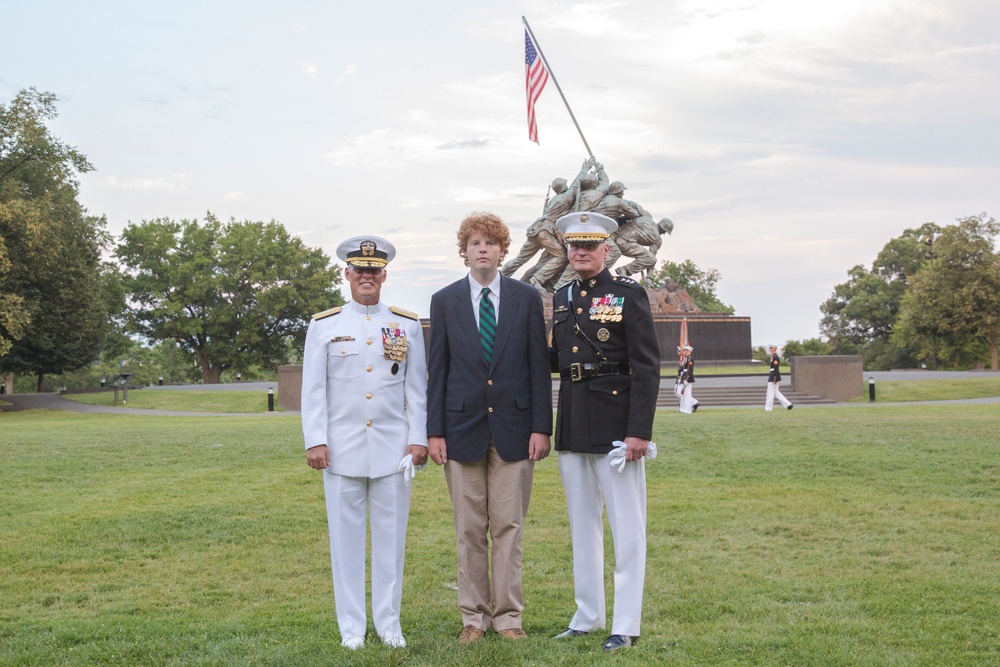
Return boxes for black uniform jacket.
[768,353,782,382]
[677,357,695,383]
[549,268,660,454]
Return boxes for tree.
[782,338,830,358]
[648,259,735,313]
[819,223,939,370]
[894,214,1000,370]
[116,214,343,383]
[0,242,29,357]
[0,88,118,390]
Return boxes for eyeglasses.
[350,266,382,276]
[567,242,601,252]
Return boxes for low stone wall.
[790,355,864,402]
[277,365,303,411]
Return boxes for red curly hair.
[456,211,511,267]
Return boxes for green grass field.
[63,390,282,413]
[851,376,1000,402]
[2,405,998,666]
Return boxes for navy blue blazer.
[427,274,552,462]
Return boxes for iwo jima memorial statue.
[502,18,752,364]
[501,155,751,365]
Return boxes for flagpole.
[522,16,594,158]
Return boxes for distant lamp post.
[158,375,163,386]
[868,376,876,402]
[120,372,132,405]
[100,376,106,388]
[267,387,275,412]
[236,372,242,382]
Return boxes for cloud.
[437,138,492,150]
[301,62,319,78]
[103,174,190,191]
[222,191,247,201]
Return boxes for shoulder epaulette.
[389,305,419,321]
[554,282,572,294]
[312,306,342,320]
[612,275,641,288]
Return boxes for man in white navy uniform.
[301,235,428,651]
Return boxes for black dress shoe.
[692,403,699,412]
[787,404,794,410]
[553,627,588,639]
[602,634,638,651]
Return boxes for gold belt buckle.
[570,363,583,382]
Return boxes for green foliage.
[0,88,120,386]
[2,406,998,665]
[819,264,899,344]
[41,340,204,392]
[817,220,1000,370]
[115,214,343,383]
[648,259,734,314]
[781,337,830,358]
[893,214,1000,370]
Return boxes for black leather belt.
[559,362,632,382]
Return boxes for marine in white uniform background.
[300,235,428,651]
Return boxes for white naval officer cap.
[556,211,618,242]
[336,235,396,267]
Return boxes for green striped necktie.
[479,287,496,364]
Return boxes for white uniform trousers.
[558,451,646,637]
[323,471,411,640]
[679,383,698,414]
[765,382,792,410]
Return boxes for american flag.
[524,30,549,144]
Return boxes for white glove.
[608,440,658,473]
[398,454,415,485]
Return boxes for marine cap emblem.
[580,214,589,222]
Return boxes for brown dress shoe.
[458,625,486,645]
[498,628,527,640]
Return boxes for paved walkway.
[0,390,284,417]
[3,371,997,415]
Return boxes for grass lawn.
[1,406,998,666]
[63,390,282,413]
[852,376,1000,402]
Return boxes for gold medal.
[597,327,610,342]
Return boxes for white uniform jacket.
[301,300,428,478]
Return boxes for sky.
[3,0,999,347]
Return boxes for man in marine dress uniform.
[765,344,794,411]
[301,235,428,650]
[676,344,699,413]
[548,212,660,652]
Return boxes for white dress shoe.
[341,636,364,650]
[381,636,406,648]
